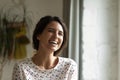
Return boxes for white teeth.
[50,41,57,44]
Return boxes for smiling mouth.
[49,41,57,45]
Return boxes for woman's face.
[37,21,64,52]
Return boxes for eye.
[59,31,64,36]
[48,28,55,33]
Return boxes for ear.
[37,35,41,40]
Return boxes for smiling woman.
[0,0,67,80]
[36,21,64,53]
[12,15,78,80]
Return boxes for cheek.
[60,37,64,44]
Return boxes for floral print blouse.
[12,57,78,80]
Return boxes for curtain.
[68,0,79,63]
[63,0,81,79]
[68,0,81,80]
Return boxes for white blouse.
[12,57,78,80]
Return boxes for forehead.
[46,21,63,32]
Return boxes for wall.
[119,0,120,79]
[82,0,118,80]
[0,0,63,80]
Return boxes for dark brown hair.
[32,15,68,56]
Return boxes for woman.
[12,15,78,80]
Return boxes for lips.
[49,41,57,45]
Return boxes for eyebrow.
[47,27,54,30]
[47,27,63,33]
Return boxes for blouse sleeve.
[68,59,78,80]
[12,63,23,80]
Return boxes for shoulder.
[14,58,31,67]
[59,57,77,67]
[58,57,78,75]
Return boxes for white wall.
[0,0,63,80]
[82,0,118,80]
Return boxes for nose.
[53,32,59,38]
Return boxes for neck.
[32,50,58,70]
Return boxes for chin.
[49,48,58,52]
